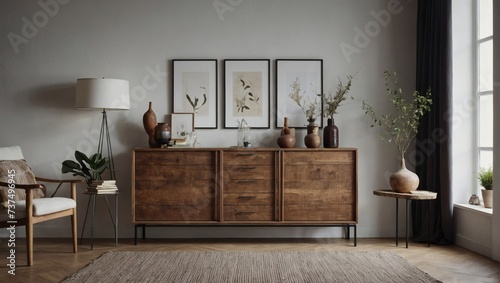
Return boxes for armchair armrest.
[0,180,43,190]
[35,177,83,184]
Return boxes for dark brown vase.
[304,118,320,148]
[323,118,339,148]
[153,123,171,148]
[143,101,158,148]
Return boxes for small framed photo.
[172,59,218,129]
[224,59,270,129]
[170,112,194,139]
[276,59,323,128]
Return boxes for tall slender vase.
[143,101,158,148]
[304,118,320,148]
[389,157,419,193]
[323,118,339,148]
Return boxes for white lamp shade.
[76,78,130,110]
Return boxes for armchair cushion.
[0,198,76,220]
[0,160,45,207]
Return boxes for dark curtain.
[412,0,453,244]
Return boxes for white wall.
[0,0,418,239]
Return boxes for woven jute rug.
[62,251,441,283]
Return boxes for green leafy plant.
[235,79,259,113]
[322,74,355,120]
[62,151,108,186]
[362,71,432,159]
[477,167,493,190]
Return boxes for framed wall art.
[172,59,218,129]
[170,112,194,140]
[224,59,270,129]
[275,59,323,128]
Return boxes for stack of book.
[87,180,118,194]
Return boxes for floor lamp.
[76,78,130,180]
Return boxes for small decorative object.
[171,113,195,139]
[468,194,480,205]
[153,123,171,148]
[362,71,432,193]
[143,101,158,148]
[62,151,108,186]
[304,117,321,148]
[322,74,354,148]
[237,119,251,147]
[277,117,296,148]
[477,166,493,208]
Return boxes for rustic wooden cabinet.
[132,148,357,244]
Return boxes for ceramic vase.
[143,102,159,148]
[323,118,339,148]
[153,123,171,148]
[389,158,419,193]
[481,189,493,208]
[277,117,296,148]
[304,118,320,148]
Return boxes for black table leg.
[395,198,399,246]
[406,199,410,249]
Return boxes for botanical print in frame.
[172,59,217,129]
[276,59,323,128]
[224,59,270,129]
[170,112,194,139]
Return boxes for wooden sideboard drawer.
[223,193,274,205]
[135,165,215,180]
[284,204,355,221]
[135,204,215,221]
[135,151,215,165]
[283,151,355,164]
[223,179,274,194]
[223,165,274,180]
[223,205,274,221]
[223,151,274,165]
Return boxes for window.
[476,0,493,183]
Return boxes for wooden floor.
[0,238,499,283]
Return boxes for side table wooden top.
[373,190,437,200]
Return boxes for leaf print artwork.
[232,72,262,117]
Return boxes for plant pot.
[305,118,321,148]
[277,117,296,148]
[323,118,339,148]
[481,189,493,208]
[389,158,419,193]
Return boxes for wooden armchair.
[0,146,81,266]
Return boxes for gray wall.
[0,0,418,238]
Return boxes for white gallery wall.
[0,0,418,239]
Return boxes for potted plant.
[362,71,432,192]
[321,74,355,148]
[477,166,493,208]
[62,151,108,186]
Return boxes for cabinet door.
[134,150,216,222]
[283,150,357,221]
[222,151,276,221]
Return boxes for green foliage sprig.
[186,86,207,113]
[62,151,108,186]
[477,167,493,190]
[362,71,432,159]
[322,74,355,120]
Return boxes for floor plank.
[0,238,499,282]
